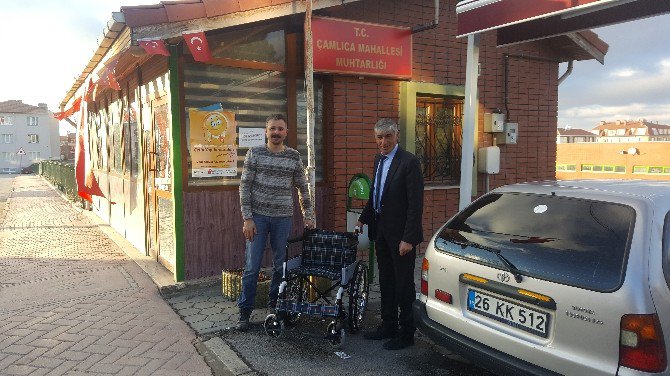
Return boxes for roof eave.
[60,12,126,109]
[130,0,362,42]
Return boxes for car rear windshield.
[435,192,635,292]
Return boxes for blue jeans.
[238,214,292,311]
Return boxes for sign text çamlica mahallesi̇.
[315,26,403,70]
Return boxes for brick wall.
[322,0,561,246]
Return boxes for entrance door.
[143,97,175,272]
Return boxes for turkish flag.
[139,38,170,56]
[54,96,82,120]
[183,31,212,62]
[75,99,105,202]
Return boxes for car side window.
[664,211,670,290]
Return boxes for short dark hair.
[266,113,287,125]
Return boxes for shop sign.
[312,17,412,79]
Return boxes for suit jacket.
[359,147,424,248]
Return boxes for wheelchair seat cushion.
[302,230,358,270]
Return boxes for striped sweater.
[239,146,314,221]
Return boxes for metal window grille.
[415,97,463,184]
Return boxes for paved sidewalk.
[0,176,212,376]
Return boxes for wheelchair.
[263,228,369,348]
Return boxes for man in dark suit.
[356,118,424,350]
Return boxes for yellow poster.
[189,108,238,177]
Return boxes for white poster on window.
[239,128,266,148]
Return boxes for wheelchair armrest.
[341,260,359,285]
[284,255,302,272]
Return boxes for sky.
[558,14,670,130]
[0,1,668,134]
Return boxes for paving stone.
[183,314,208,324]
[199,307,223,316]
[192,301,217,309]
[176,307,200,316]
[0,176,211,376]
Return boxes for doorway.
[143,97,175,273]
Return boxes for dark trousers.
[376,231,417,337]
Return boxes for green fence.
[40,160,81,203]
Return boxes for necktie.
[374,155,387,213]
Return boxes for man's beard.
[270,136,283,144]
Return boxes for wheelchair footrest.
[277,299,339,317]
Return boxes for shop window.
[183,65,324,187]
[121,97,139,177]
[184,63,287,186]
[207,24,285,65]
[153,102,172,191]
[112,120,123,173]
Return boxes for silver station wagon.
[414,180,670,376]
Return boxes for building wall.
[557,142,670,181]
[325,0,560,241]
[0,106,60,172]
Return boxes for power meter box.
[484,112,505,133]
[495,122,518,144]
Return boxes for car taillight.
[420,258,429,295]
[620,314,667,373]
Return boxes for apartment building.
[0,100,60,173]
[593,119,670,142]
[556,128,597,143]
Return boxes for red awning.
[457,0,670,45]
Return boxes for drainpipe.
[412,0,439,33]
[558,60,574,85]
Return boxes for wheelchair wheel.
[347,262,369,333]
[284,277,308,326]
[326,320,346,348]
[264,314,284,338]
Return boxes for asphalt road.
[217,306,493,376]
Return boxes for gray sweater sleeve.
[239,148,255,220]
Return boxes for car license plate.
[467,289,549,338]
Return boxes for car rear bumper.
[413,300,561,376]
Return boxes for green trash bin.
[346,173,375,280]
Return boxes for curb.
[200,337,257,376]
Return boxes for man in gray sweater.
[236,114,315,331]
